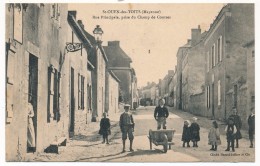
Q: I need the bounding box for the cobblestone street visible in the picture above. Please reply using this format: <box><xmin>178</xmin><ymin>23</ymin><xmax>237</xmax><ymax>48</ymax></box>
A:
<box><xmin>26</xmin><ymin>106</ymin><xmax>254</xmax><ymax>162</ymax></box>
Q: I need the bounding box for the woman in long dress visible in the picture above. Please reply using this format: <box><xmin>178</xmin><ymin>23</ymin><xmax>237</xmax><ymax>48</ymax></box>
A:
<box><xmin>27</xmin><ymin>102</ymin><xmax>36</xmax><ymax>152</ymax></box>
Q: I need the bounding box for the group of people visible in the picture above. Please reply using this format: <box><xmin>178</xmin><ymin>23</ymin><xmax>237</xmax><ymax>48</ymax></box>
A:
<box><xmin>98</xmin><ymin>99</ymin><xmax>255</xmax><ymax>153</ymax></box>
<box><xmin>181</xmin><ymin>107</ymin><xmax>255</xmax><ymax>152</ymax></box>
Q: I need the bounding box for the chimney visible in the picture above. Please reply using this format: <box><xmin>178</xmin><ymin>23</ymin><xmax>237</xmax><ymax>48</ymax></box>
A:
<box><xmin>187</xmin><ymin>39</ymin><xmax>192</xmax><ymax>45</ymax></box>
<box><xmin>108</xmin><ymin>41</ymin><xmax>120</xmax><ymax>47</ymax></box>
<box><xmin>68</xmin><ymin>11</ymin><xmax>77</xmax><ymax>19</ymax></box>
<box><xmin>191</xmin><ymin>25</ymin><xmax>201</xmax><ymax>46</ymax></box>
<box><xmin>77</xmin><ymin>20</ymin><xmax>84</xmax><ymax>29</ymax></box>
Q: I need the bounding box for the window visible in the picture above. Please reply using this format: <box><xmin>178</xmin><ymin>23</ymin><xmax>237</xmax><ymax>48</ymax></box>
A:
<box><xmin>47</xmin><ymin>65</ymin><xmax>60</xmax><ymax>122</ymax></box>
<box><xmin>218</xmin><ymin>80</ymin><xmax>221</xmax><ymax>106</ymax></box>
<box><xmin>87</xmin><ymin>85</ymin><xmax>92</xmax><ymax>112</ymax></box>
<box><xmin>251</xmin><ymin>96</ymin><xmax>255</xmax><ymax>104</ymax></box>
<box><xmin>207</xmin><ymin>51</ymin><xmax>210</xmax><ymax>72</ymax></box>
<box><xmin>252</xmin><ymin>50</ymin><xmax>255</xmax><ymax>58</ymax></box>
<box><xmin>218</xmin><ymin>36</ymin><xmax>223</xmax><ymax>62</ymax></box>
<box><xmin>81</xmin><ymin>75</ymin><xmax>85</xmax><ymax>109</ymax></box>
<box><xmin>51</xmin><ymin>4</ymin><xmax>61</xmax><ymax>25</ymax></box>
<box><xmin>78</xmin><ymin>74</ymin><xmax>81</xmax><ymax>109</ymax></box>
<box><xmin>78</xmin><ymin>74</ymin><xmax>85</xmax><ymax>110</ymax></box>
<box><xmin>207</xmin><ymin>86</ymin><xmax>210</xmax><ymax>108</ymax></box>
<box><xmin>53</xmin><ymin>70</ymin><xmax>61</xmax><ymax>121</ymax></box>
<box><xmin>14</xmin><ymin>4</ymin><xmax>23</xmax><ymax>43</ymax></box>
<box><xmin>212</xmin><ymin>44</ymin><xmax>216</xmax><ymax>68</ymax></box>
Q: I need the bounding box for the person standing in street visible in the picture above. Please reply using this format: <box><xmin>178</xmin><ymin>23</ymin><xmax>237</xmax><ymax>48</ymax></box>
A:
<box><xmin>154</xmin><ymin>99</ymin><xmax>169</xmax><ymax>130</ymax></box>
<box><xmin>225</xmin><ymin>117</ymin><xmax>237</xmax><ymax>152</ymax></box>
<box><xmin>248</xmin><ymin>107</ymin><xmax>255</xmax><ymax>148</ymax></box>
<box><xmin>27</xmin><ymin>101</ymin><xmax>36</xmax><ymax>153</ymax></box>
<box><xmin>208</xmin><ymin>120</ymin><xmax>221</xmax><ymax>151</ymax></box>
<box><xmin>99</xmin><ymin>112</ymin><xmax>111</xmax><ymax>144</ymax></box>
<box><xmin>190</xmin><ymin>117</ymin><xmax>200</xmax><ymax>147</ymax></box>
<box><xmin>182</xmin><ymin>120</ymin><xmax>191</xmax><ymax>147</ymax></box>
<box><xmin>119</xmin><ymin>104</ymin><xmax>135</xmax><ymax>152</ymax></box>
<box><xmin>228</xmin><ymin>108</ymin><xmax>242</xmax><ymax>148</ymax></box>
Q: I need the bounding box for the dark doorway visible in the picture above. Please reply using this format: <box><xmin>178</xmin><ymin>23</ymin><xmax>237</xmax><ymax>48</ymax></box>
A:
<box><xmin>27</xmin><ymin>54</ymin><xmax>38</xmax><ymax>152</ymax></box>
<box><xmin>212</xmin><ymin>83</ymin><xmax>215</xmax><ymax>119</ymax></box>
<box><xmin>69</xmin><ymin>67</ymin><xmax>75</xmax><ymax>138</ymax></box>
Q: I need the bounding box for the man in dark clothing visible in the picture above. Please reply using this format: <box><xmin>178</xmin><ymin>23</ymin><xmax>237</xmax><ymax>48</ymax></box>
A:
<box><xmin>154</xmin><ymin>99</ymin><xmax>169</xmax><ymax>130</ymax></box>
<box><xmin>119</xmin><ymin>104</ymin><xmax>135</xmax><ymax>152</ymax></box>
<box><xmin>228</xmin><ymin>108</ymin><xmax>242</xmax><ymax>148</ymax></box>
<box><xmin>248</xmin><ymin>108</ymin><xmax>255</xmax><ymax>148</ymax></box>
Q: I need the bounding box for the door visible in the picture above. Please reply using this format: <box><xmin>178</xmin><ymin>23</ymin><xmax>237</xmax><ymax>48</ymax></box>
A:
<box><xmin>212</xmin><ymin>83</ymin><xmax>215</xmax><ymax>119</ymax></box>
<box><xmin>69</xmin><ymin>67</ymin><xmax>75</xmax><ymax>137</ymax></box>
<box><xmin>27</xmin><ymin>54</ymin><xmax>38</xmax><ymax>152</ymax></box>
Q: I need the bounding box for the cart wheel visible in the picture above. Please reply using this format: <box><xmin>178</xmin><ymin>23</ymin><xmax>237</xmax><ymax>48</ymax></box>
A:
<box><xmin>163</xmin><ymin>144</ymin><xmax>168</xmax><ymax>153</ymax></box>
<box><xmin>149</xmin><ymin>136</ymin><xmax>152</xmax><ymax>150</ymax></box>
<box><xmin>162</xmin><ymin>134</ymin><xmax>168</xmax><ymax>153</ymax></box>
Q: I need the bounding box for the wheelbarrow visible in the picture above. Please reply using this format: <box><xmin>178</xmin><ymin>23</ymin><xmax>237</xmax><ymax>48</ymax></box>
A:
<box><xmin>148</xmin><ymin>129</ymin><xmax>176</xmax><ymax>153</ymax></box>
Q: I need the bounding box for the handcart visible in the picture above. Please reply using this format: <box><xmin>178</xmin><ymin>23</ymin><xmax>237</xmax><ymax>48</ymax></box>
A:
<box><xmin>148</xmin><ymin>129</ymin><xmax>176</xmax><ymax>153</ymax></box>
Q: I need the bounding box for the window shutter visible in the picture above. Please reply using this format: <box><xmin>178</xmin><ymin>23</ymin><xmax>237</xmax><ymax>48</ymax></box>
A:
<box><xmin>51</xmin><ymin>4</ymin><xmax>55</xmax><ymax>18</ymax></box>
<box><xmin>82</xmin><ymin>76</ymin><xmax>85</xmax><ymax>109</ymax></box>
<box><xmin>78</xmin><ymin>73</ymin><xmax>81</xmax><ymax>109</ymax></box>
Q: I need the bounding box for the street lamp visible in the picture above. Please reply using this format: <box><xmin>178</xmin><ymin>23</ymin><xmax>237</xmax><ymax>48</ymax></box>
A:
<box><xmin>93</xmin><ymin>25</ymin><xmax>103</xmax><ymax>42</ymax></box>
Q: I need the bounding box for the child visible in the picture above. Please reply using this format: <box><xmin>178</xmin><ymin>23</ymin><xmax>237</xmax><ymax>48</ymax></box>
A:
<box><xmin>99</xmin><ymin>112</ymin><xmax>111</xmax><ymax>144</ymax></box>
<box><xmin>248</xmin><ymin>108</ymin><xmax>255</xmax><ymax>148</ymax></box>
<box><xmin>182</xmin><ymin>120</ymin><xmax>191</xmax><ymax>147</ymax></box>
<box><xmin>190</xmin><ymin>117</ymin><xmax>200</xmax><ymax>147</ymax></box>
<box><xmin>225</xmin><ymin>117</ymin><xmax>237</xmax><ymax>152</ymax></box>
<box><xmin>208</xmin><ymin>120</ymin><xmax>221</xmax><ymax>151</ymax></box>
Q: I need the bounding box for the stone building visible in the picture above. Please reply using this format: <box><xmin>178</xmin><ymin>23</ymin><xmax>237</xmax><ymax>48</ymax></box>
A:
<box><xmin>104</xmin><ymin>41</ymin><xmax>138</xmax><ymax>109</ymax></box>
<box><xmin>81</xmin><ymin>25</ymin><xmax>108</xmax><ymax>122</ymax></box>
<box><xmin>176</xmin><ymin>43</ymin><xmax>190</xmax><ymax>110</ymax></box>
<box><xmin>5</xmin><ymin>4</ymin><xmax>75</xmax><ymax>160</ymax></box>
<box><xmin>244</xmin><ymin>40</ymin><xmax>254</xmax><ymax>123</ymax></box>
<box><xmin>175</xmin><ymin>25</ymin><xmax>206</xmax><ymax>113</ymax></box>
<box><xmin>204</xmin><ymin>4</ymin><xmax>254</xmax><ymax>122</ymax></box>
<box><xmin>67</xmin><ymin>11</ymin><xmax>92</xmax><ymax>135</ymax></box>
<box><xmin>105</xmin><ymin>70</ymin><xmax>120</xmax><ymax>115</ymax></box>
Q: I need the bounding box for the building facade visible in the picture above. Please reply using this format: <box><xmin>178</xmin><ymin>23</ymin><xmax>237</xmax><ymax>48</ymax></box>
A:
<box><xmin>204</xmin><ymin>4</ymin><xmax>254</xmax><ymax>122</ymax></box>
<box><xmin>6</xmin><ymin>3</ymin><xmax>72</xmax><ymax>160</ymax></box>
<box><xmin>105</xmin><ymin>70</ymin><xmax>120</xmax><ymax>115</ymax></box>
<box><xmin>82</xmin><ymin>26</ymin><xmax>108</xmax><ymax>122</ymax></box>
<box><xmin>104</xmin><ymin>41</ymin><xmax>138</xmax><ymax>109</ymax></box>
<box><xmin>67</xmin><ymin>11</ymin><xmax>92</xmax><ymax>136</ymax></box>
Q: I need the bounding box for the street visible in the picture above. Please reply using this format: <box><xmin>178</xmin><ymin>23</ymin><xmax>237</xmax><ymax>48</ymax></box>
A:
<box><xmin>28</xmin><ymin>106</ymin><xmax>254</xmax><ymax>162</ymax></box>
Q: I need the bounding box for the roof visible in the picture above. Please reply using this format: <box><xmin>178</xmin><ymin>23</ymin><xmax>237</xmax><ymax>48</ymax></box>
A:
<box><xmin>103</xmin><ymin>42</ymin><xmax>132</xmax><ymax>63</ymax></box>
<box><xmin>109</xmin><ymin>70</ymin><xmax>121</xmax><ymax>83</ymax></box>
<box><xmin>67</xmin><ymin>12</ymin><xmax>93</xmax><ymax>49</ymax></box>
<box><xmin>203</xmin><ymin>4</ymin><xmax>230</xmax><ymax>44</ymax></box>
<box><xmin>87</xmin><ymin>61</ymin><xmax>95</xmax><ymax>70</ymax></box>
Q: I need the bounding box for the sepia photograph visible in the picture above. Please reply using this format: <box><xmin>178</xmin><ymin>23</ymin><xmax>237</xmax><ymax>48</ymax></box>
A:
<box><xmin>2</xmin><ymin>0</ymin><xmax>257</xmax><ymax>164</ymax></box>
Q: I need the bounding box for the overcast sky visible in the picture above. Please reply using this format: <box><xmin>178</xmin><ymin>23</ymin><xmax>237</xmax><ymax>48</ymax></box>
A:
<box><xmin>68</xmin><ymin>3</ymin><xmax>224</xmax><ymax>87</ymax></box>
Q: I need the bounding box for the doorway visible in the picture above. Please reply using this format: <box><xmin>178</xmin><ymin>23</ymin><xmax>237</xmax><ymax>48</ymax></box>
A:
<box><xmin>212</xmin><ymin>83</ymin><xmax>215</xmax><ymax>119</ymax></box>
<box><xmin>27</xmin><ymin>54</ymin><xmax>38</xmax><ymax>152</ymax></box>
<box><xmin>69</xmin><ymin>67</ymin><xmax>75</xmax><ymax>138</ymax></box>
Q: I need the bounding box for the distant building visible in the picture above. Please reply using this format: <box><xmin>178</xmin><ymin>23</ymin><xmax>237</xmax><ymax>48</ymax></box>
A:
<box><xmin>104</xmin><ymin>41</ymin><xmax>138</xmax><ymax>109</ymax></box>
<box><xmin>244</xmin><ymin>40</ymin><xmax>254</xmax><ymax>127</ymax></box>
<box><xmin>176</xmin><ymin>43</ymin><xmax>190</xmax><ymax>110</ymax></box>
<box><xmin>105</xmin><ymin>70</ymin><xmax>120</xmax><ymax>115</ymax></box>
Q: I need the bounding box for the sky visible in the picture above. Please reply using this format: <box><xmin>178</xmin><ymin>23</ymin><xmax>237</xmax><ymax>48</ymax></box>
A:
<box><xmin>68</xmin><ymin>3</ymin><xmax>224</xmax><ymax>88</ymax></box>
